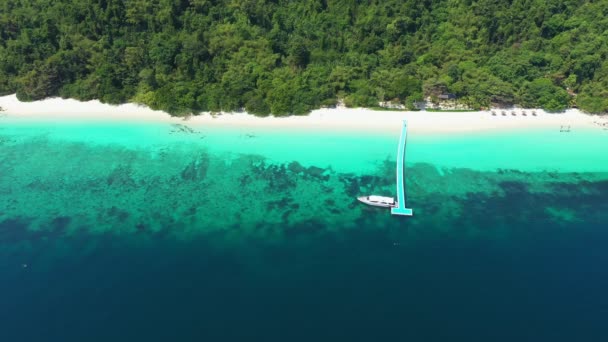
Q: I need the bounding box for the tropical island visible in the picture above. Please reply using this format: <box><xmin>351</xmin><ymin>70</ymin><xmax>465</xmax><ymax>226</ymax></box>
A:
<box><xmin>1</xmin><ymin>0</ymin><xmax>607</xmax><ymax>116</ymax></box>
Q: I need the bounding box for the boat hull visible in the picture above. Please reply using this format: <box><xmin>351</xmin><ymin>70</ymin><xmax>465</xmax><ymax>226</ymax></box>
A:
<box><xmin>357</xmin><ymin>196</ymin><xmax>397</xmax><ymax>208</ymax></box>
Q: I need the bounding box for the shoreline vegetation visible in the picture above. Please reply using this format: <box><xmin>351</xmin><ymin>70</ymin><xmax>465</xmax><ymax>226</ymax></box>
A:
<box><xmin>2</xmin><ymin>94</ymin><xmax>605</xmax><ymax>136</ymax></box>
<box><xmin>1</xmin><ymin>1</ymin><xmax>608</xmax><ymax>116</ymax></box>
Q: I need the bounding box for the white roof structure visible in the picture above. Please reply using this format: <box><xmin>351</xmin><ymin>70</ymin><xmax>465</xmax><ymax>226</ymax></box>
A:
<box><xmin>368</xmin><ymin>196</ymin><xmax>395</xmax><ymax>204</ymax></box>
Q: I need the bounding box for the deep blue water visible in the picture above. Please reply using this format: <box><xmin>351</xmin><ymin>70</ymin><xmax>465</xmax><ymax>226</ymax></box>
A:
<box><xmin>1</xmin><ymin>209</ymin><xmax>608</xmax><ymax>341</ymax></box>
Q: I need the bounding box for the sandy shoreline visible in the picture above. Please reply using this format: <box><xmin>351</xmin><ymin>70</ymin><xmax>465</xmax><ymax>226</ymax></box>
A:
<box><xmin>1</xmin><ymin>94</ymin><xmax>604</xmax><ymax>135</ymax></box>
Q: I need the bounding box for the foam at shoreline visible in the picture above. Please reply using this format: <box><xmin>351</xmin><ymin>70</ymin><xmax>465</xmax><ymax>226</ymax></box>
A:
<box><xmin>0</xmin><ymin>94</ymin><xmax>603</xmax><ymax>136</ymax></box>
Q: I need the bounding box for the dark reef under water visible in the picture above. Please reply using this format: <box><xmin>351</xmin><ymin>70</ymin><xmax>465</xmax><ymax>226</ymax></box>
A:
<box><xmin>1</xmin><ymin>137</ymin><xmax>608</xmax><ymax>341</ymax></box>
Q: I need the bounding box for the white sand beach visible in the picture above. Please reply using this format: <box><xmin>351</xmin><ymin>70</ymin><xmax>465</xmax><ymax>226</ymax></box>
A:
<box><xmin>0</xmin><ymin>94</ymin><xmax>603</xmax><ymax>135</ymax></box>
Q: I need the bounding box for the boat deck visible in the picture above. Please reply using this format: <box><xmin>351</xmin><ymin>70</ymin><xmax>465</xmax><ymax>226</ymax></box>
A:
<box><xmin>391</xmin><ymin>120</ymin><xmax>414</xmax><ymax>216</ymax></box>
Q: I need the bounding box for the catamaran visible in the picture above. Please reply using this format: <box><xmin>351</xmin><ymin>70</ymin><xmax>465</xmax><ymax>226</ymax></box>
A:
<box><xmin>358</xmin><ymin>120</ymin><xmax>413</xmax><ymax>216</ymax></box>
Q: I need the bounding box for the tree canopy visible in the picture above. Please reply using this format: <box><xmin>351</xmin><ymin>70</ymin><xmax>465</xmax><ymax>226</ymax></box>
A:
<box><xmin>1</xmin><ymin>0</ymin><xmax>607</xmax><ymax>115</ymax></box>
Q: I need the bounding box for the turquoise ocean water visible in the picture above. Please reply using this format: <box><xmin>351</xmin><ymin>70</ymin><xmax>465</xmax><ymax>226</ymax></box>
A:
<box><xmin>1</xmin><ymin>115</ymin><xmax>608</xmax><ymax>341</ymax></box>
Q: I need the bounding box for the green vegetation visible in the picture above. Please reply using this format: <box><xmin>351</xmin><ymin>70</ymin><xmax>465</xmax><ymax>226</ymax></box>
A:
<box><xmin>1</xmin><ymin>0</ymin><xmax>607</xmax><ymax>115</ymax></box>
<box><xmin>368</xmin><ymin>107</ymin><xmax>408</xmax><ymax>112</ymax></box>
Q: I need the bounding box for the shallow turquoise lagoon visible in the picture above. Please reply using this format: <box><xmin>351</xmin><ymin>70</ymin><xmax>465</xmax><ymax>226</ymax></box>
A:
<box><xmin>3</xmin><ymin>119</ymin><xmax>607</xmax><ymax>173</ymax></box>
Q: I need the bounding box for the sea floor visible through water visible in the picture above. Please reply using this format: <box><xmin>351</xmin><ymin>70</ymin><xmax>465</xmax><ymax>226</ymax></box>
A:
<box><xmin>1</xmin><ymin>119</ymin><xmax>607</xmax><ymax>341</ymax></box>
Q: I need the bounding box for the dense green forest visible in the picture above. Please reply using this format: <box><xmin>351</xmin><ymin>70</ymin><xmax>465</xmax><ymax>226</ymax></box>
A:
<box><xmin>1</xmin><ymin>0</ymin><xmax>607</xmax><ymax>115</ymax></box>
